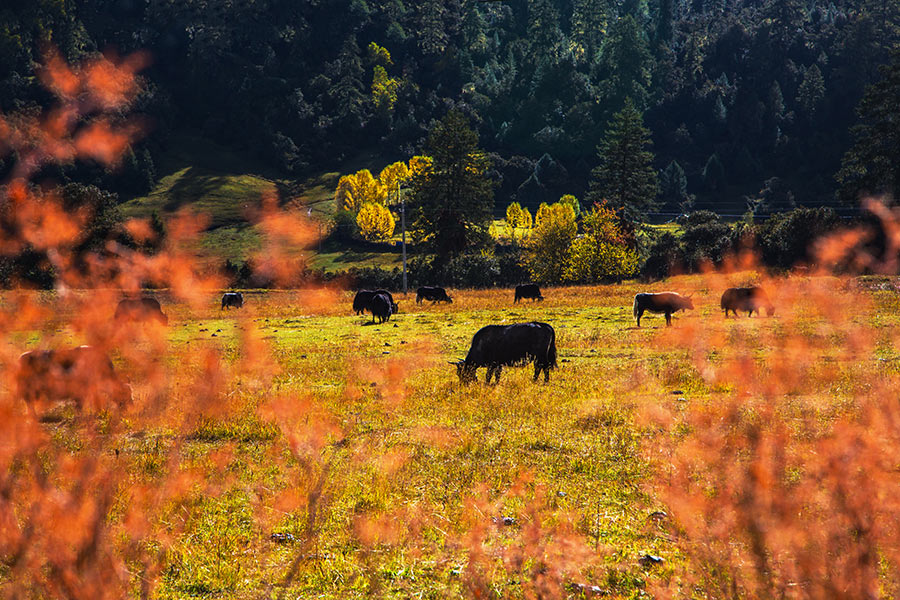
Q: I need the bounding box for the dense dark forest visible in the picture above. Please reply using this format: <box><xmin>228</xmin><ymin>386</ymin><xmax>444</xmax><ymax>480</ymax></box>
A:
<box><xmin>1</xmin><ymin>0</ymin><xmax>898</xmax><ymax>218</ymax></box>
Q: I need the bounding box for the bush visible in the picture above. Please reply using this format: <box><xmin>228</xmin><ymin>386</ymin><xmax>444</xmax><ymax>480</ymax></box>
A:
<box><xmin>409</xmin><ymin>248</ymin><xmax>527</xmax><ymax>288</ymax></box>
<box><xmin>641</xmin><ymin>231</ymin><xmax>683</xmax><ymax>280</ymax></box>
<box><xmin>757</xmin><ymin>207</ymin><xmax>840</xmax><ymax>269</ymax></box>
<box><xmin>331</xmin><ymin>209</ymin><xmax>359</xmax><ymax>242</ymax></box>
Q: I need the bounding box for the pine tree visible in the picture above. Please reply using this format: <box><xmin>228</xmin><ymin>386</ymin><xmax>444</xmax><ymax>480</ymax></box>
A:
<box><xmin>410</xmin><ymin>109</ymin><xmax>495</xmax><ymax>257</ymax></box>
<box><xmin>654</xmin><ymin>0</ymin><xmax>674</xmax><ymax>49</ymax></box>
<box><xmin>596</xmin><ymin>15</ymin><xmax>653</xmax><ymax>113</ymax></box>
<box><xmin>528</xmin><ymin>0</ymin><xmax>563</xmax><ymax>63</ymax></box>
<box><xmin>837</xmin><ymin>50</ymin><xmax>900</xmax><ymax>203</ymax></box>
<box><xmin>571</xmin><ymin>0</ymin><xmax>608</xmax><ymax>64</ymax></box>
<box><xmin>660</xmin><ymin>160</ymin><xmax>690</xmax><ymax>210</ymax></box>
<box><xmin>797</xmin><ymin>64</ymin><xmax>825</xmax><ymax>115</ymax></box>
<box><xmin>586</xmin><ymin>99</ymin><xmax>659</xmax><ymax>223</ymax></box>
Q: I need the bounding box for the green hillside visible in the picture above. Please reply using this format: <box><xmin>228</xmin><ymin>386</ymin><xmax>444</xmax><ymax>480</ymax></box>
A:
<box><xmin>120</xmin><ymin>135</ymin><xmax>400</xmax><ymax>268</ymax></box>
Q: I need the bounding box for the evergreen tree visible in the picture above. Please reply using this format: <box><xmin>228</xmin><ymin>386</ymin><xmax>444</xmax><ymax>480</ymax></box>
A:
<box><xmin>528</xmin><ymin>0</ymin><xmax>564</xmax><ymax>63</ymax></box>
<box><xmin>837</xmin><ymin>50</ymin><xmax>900</xmax><ymax>203</ymax></box>
<box><xmin>571</xmin><ymin>0</ymin><xmax>608</xmax><ymax>64</ymax></box>
<box><xmin>797</xmin><ymin>64</ymin><xmax>825</xmax><ymax>115</ymax></box>
<box><xmin>654</xmin><ymin>0</ymin><xmax>674</xmax><ymax>49</ymax></box>
<box><xmin>660</xmin><ymin>160</ymin><xmax>691</xmax><ymax>210</ymax></box>
<box><xmin>596</xmin><ymin>15</ymin><xmax>653</xmax><ymax>113</ymax></box>
<box><xmin>702</xmin><ymin>153</ymin><xmax>727</xmax><ymax>192</ymax></box>
<box><xmin>586</xmin><ymin>99</ymin><xmax>659</xmax><ymax>222</ymax></box>
<box><xmin>410</xmin><ymin>110</ymin><xmax>495</xmax><ymax>257</ymax></box>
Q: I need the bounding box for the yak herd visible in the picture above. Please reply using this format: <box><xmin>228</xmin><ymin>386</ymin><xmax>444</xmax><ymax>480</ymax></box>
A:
<box><xmin>14</xmin><ymin>283</ymin><xmax>775</xmax><ymax>412</ymax></box>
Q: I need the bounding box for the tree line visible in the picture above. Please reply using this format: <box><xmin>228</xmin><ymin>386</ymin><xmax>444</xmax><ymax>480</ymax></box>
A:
<box><xmin>1</xmin><ymin>0</ymin><xmax>898</xmax><ymax>213</ymax></box>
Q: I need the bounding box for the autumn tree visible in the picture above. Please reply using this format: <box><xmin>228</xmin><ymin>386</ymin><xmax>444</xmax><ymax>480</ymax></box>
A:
<box><xmin>409</xmin><ymin>109</ymin><xmax>494</xmax><ymax>258</ymax></box>
<box><xmin>335</xmin><ymin>169</ymin><xmax>387</xmax><ymax>212</ymax></box>
<box><xmin>564</xmin><ymin>203</ymin><xmax>639</xmax><ymax>282</ymax></box>
<box><xmin>505</xmin><ymin>201</ymin><xmax>533</xmax><ymax>243</ymax></box>
<box><xmin>379</xmin><ymin>161</ymin><xmax>411</xmax><ymax>202</ymax></box>
<box><xmin>558</xmin><ymin>194</ymin><xmax>581</xmax><ymax>218</ymax></box>
<box><xmin>356</xmin><ymin>202</ymin><xmax>395</xmax><ymax>241</ymax></box>
<box><xmin>525</xmin><ymin>202</ymin><xmax>577</xmax><ymax>283</ymax></box>
<box><xmin>586</xmin><ymin>99</ymin><xmax>659</xmax><ymax>223</ymax></box>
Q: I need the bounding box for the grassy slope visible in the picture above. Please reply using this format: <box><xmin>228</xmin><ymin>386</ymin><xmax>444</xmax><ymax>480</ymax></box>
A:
<box><xmin>121</xmin><ymin>135</ymin><xmax>401</xmax><ymax>267</ymax></box>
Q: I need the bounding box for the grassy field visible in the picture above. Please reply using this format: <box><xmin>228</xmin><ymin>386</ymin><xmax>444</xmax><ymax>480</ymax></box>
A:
<box><xmin>5</xmin><ymin>273</ymin><xmax>900</xmax><ymax>598</ymax></box>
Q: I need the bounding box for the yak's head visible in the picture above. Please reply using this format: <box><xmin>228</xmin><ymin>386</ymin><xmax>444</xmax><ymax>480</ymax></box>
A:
<box><xmin>680</xmin><ymin>294</ymin><xmax>695</xmax><ymax>310</ymax></box>
<box><xmin>452</xmin><ymin>360</ymin><xmax>476</xmax><ymax>384</ymax></box>
<box><xmin>765</xmin><ymin>304</ymin><xmax>775</xmax><ymax>317</ymax></box>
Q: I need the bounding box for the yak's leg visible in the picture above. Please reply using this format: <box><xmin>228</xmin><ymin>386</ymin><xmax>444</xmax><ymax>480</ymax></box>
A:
<box><xmin>533</xmin><ymin>363</ymin><xmax>540</xmax><ymax>381</ymax></box>
<box><xmin>636</xmin><ymin>309</ymin><xmax>642</xmax><ymax>327</ymax></box>
<box><xmin>485</xmin><ymin>367</ymin><xmax>494</xmax><ymax>384</ymax></box>
<box><xmin>493</xmin><ymin>366</ymin><xmax>502</xmax><ymax>383</ymax></box>
<box><xmin>665</xmin><ymin>311</ymin><xmax>672</xmax><ymax>326</ymax></box>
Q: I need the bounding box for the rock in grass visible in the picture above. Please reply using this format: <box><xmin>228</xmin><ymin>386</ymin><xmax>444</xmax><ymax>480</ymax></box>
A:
<box><xmin>638</xmin><ymin>553</ymin><xmax>664</xmax><ymax>567</ymax></box>
<box><xmin>270</xmin><ymin>532</ymin><xmax>295</xmax><ymax>544</ymax></box>
<box><xmin>648</xmin><ymin>510</ymin><xmax>668</xmax><ymax>522</ymax></box>
<box><xmin>670</xmin><ymin>390</ymin><xmax>684</xmax><ymax>395</ymax></box>
<box><xmin>493</xmin><ymin>516</ymin><xmax>516</xmax><ymax>526</ymax></box>
<box><xmin>567</xmin><ymin>583</ymin><xmax>604</xmax><ymax>595</ymax></box>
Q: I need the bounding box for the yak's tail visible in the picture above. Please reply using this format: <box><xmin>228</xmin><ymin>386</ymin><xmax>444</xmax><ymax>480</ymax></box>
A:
<box><xmin>548</xmin><ymin>328</ymin><xmax>558</xmax><ymax>369</ymax></box>
<box><xmin>632</xmin><ymin>295</ymin><xmax>640</xmax><ymax>322</ymax></box>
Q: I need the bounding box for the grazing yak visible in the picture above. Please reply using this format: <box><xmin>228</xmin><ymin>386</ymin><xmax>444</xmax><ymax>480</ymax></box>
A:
<box><xmin>633</xmin><ymin>292</ymin><xmax>694</xmax><ymax>327</ymax></box>
<box><xmin>353</xmin><ymin>289</ymin><xmax>399</xmax><ymax>316</ymax></box>
<box><xmin>416</xmin><ymin>286</ymin><xmax>452</xmax><ymax>303</ymax></box>
<box><xmin>368</xmin><ymin>292</ymin><xmax>394</xmax><ymax>324</ymax></box>
<box><xmin>514</xmin><ymin>283</ymin><xmax>544</xmax><ymax>303</ymax></box>
<box><xmin>453</xmin><ymin>322</ymin><xmax>557</xmax><ymax>384</ymax></box>
<box><xmin>17</xmin><ymin>346</ymin><xmax>132</xmax><ymax>411</ymax></box>
<box><xmin>115</xmin><ymin>297</ymin><xmax>168</xmax><ymax>325</ymax></box>
<box><xmin>721</xmin><ymin>286</ymin><xmax>774</xmax><ymax>317</ymax></box>
<box><xmin>221</xmin><ymin>292</ymin><xmax>244</xmax><ymax>309</ymax></box>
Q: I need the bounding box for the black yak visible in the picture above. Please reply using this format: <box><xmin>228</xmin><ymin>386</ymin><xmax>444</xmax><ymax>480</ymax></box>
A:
<box><xmin>221</xmin><ymin>292</ymin><xmax>244</xmax><ymax>309</ymax></box>
<box><xmin>368</xmin><ymin>292</ymin><xmax>393</xmax><ymax>324</ymax></box>
<box><xmin>353</xmin><ymin>289</ymin><xmax>398</xmax><ymax>315</ymax></box>
<box><xmin>720</xmin><ymin>286</ymin><xmax>774</xmax><ymax>317</ymax></box>
<box><xmin>115</xmin><ymin>297</ymin><xmax>168</xmax><ymax>325</ymax></box>
<box><xmin>633</xmin><ymin>292</ymin><xmax>694</xmax><ymax>327</ymax></box>
<box><xmin>17</xmin><ymin>346</ymin><xmax>132</xmax><ymax>411</ymax></box>
<box><xmin>416</xmin><ymin>286</ymin><xmax>452</xmax><ymax>303</ymax></box>
<box><xmin>453</xmin><ymin>322</ymin><xmax>557</xmax><ymax>384</ymax></box>
<box><xmin>514</xmin><ymin>284</ymin><xmax>544</xmax><ymax>303</ymax></box>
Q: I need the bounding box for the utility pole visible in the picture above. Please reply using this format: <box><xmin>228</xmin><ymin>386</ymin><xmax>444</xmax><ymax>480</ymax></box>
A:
<box><xmin>399</xmin><ymin>179</ymin><xmax>408</xmax><ymax>294</ymax></box>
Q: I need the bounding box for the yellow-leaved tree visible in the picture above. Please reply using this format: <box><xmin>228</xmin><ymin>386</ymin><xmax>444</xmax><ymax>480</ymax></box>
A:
<box><xmin>379</xmin><ymin>161</ymin><xmax>411</xmax><ymax>201</ymax></box>
<box><xmin>372</xmin><ymin>65</ymin><xmax>400</xmax><ymax>114</ymax></box>
<box><xmin>356</xmin><ymin>202</ymin><xmax>395</xmax><ymax>241</ymax></box>
<box><xmin>534</xmin><ymin>202</ymin><xmax>552</xmax><ymax>228</ymax></box>
<box><xmin>335</xmin><ymin>169</ymin><xmax>387</xmax><ymax>212</ymax></box>
<box><xmin>559</xmin><ymin>194</ymin><xmax>582</xmax><ymax>218</ymax></box>
<box><xmin>505</xmin><ymin>202</ymin><xmax>533</xmax><ymax>243</ymax></box>
<box><xmin>564</xmin><ymin>203</ymin><xmax>639</xmax><ymax>282</ymax></box>
<box><xmin>525</xmin><ymin>202</ymin><xmax>577</xmax><ymax>283</ymax></box>
<box><xmin>408</xmin><ymin>155</ymin><xmax>433</xmax><ymax>180</ymax></box>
